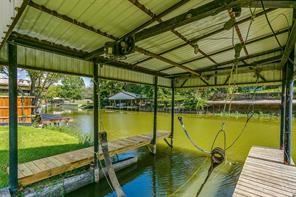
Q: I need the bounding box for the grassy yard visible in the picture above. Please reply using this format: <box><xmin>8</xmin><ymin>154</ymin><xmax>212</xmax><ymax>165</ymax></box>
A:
<box><xmin>0</xmin><ymin>126</ymin><xmax>88</xmax><ymax>188</ymax></box>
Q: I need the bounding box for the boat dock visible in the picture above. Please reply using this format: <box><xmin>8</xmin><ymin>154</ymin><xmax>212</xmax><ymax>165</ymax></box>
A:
<box><xmin>14</xmin><ymin>131</ymin><xmax>169</xmax><ymax>187</ymax></box>
<box><xmin>233</xmin><ymin>146</ymin><xmax>296</xmax><ymax>196</ymax></box>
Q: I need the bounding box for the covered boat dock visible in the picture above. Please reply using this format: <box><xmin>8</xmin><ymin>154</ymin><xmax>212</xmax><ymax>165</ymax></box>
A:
<box><xmin>1</xmin><ymin>0</ymin><xmax>296</xmax><ymax>196</ymax></box>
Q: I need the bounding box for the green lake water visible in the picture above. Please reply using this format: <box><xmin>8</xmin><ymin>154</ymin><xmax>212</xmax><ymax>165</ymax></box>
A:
<box><xmin>64</xmin><ymin>110</ymin><xmax>295</xmax><ymax>197</ymax></box>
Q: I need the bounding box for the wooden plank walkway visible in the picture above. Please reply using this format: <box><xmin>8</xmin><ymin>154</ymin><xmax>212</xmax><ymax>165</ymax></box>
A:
<box><xmin>233</xmin><ymin>146</ymin><xmax>296</xmax><ymax>197</ymax></box>
<box><xmin>14</xmin><ymin>131</ymin><xmax>169</xmax><ymax>186</ymax></box>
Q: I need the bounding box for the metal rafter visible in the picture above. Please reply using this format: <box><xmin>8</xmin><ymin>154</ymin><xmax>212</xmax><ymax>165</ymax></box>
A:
<box><xmin>135</xmin><ymin>9</ymin><xmax>274</xmax><ymax>66</ymax></box>
<box><xmin>95</xmin><ymin>56</ymin><xmax>168</xmax><ymax>77</ymax></box>
<box><xmin>28</xmin><ymin>1</ymin><xmax>118</xmax><ymax>40</ymax></box>
<box><xmin>128</xmin><ymin>0</ymin><xmax>220</xmax><ymax>67</ymax></box>
<box><xmin>135</xmin><ymin>46</ymin><xmax>209</xmax><ymax>85</ymax></box>
<box><xmin>9</xmin><ymin>32</ymin><xmax>168</xmax><ymax>77</ymax></box>
<box><xmin>200</xmin><ymin>47</ymin><xmax>283</xmax><ymax>72</ymax></box>
<box><xmin>174</xmin><ymin>49</ymin><xmax>283</xmax><ymax>79</ymax></box>
<box><xmin>9</xmin><ymin>32</ymin><xmax>88</xmax><ymax>58</ymax></box>
<box><xmin>228</xmin><ymin>9</ymin><xmax>249</xmax><ymax>55</ymax></box>
<box><xmin>28</xmin><ymin>0</ymin><xmax>197</xmax><ymax>78</ymax></box>
<box><xmin>249</xmin><ymin>1</ymin><xmax>296</xmax><ymax>8</ymax></box>
<box><xmin>166</xmin><ymin>27</ymin><xmax>289</xmax><ymax>74</ymax></box>
<box><xmin>160</xmin><ymin>28</ymin><xmax>287</xmax><ymax>74</ymax></box>
<box><xmin>279</xmin><ymin>17</ymin><xmax>296</xmax><ymax>68</ymax></box>
<box><xmin>133</xmin><ymin>0</ymin><xmax>294</xmax><ymax>43</ymax></box>
<box><xmin>178</xmin><ymin>80</ymin><xmax>281</xmax><ymax>88</ymax></box>
<box><xmin>0</xmin><ymin>0</ymin><xmax>30</xmax><ymax>49</ymax></box>
<box><xmin>85</xmin><ymin>0</ymin><xmax>190</xmax><ymax>60</ymax></box>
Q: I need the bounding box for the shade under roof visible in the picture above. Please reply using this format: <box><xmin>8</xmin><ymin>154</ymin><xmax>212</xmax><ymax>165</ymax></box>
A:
<box><xmin>0</xmin><ymin>0</ymin><xmax>295</xmax><ymax>88</ymax></box>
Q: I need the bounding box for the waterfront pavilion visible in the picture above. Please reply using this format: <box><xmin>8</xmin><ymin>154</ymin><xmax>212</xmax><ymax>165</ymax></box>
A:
<box><xmin>0</xmin><ymin>0</ymin><xmax>296</xmax><ymax>195</ymax></box>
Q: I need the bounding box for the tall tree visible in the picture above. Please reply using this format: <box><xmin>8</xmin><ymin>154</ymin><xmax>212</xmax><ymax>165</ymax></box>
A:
<box><xmin>59</xmin><ymin>76</ymin><xmax>85</xmax><ymax>101</ymax></box>
<box><xmin>27</xmin><ymin>70</ymin><xmax>62</xmax><ymax>113</ymax></box>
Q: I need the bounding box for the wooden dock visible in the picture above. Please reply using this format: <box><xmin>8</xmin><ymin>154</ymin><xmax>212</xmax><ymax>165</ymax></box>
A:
<box><xmin>233</xmin><ymin>146</ymin><xmax>296</xmax><ymax>196</ymax></box>
<box><xmin>14</xmin><ymin>131</ymin><xmax>169</xmax><ymax>186</ymax></box>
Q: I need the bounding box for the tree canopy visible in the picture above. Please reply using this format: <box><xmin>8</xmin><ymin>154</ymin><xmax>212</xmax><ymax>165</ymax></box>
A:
<box><xmin>59</xmin><ymin>76</ymin><xmax>85</xmax><ymax>101</ymax></box>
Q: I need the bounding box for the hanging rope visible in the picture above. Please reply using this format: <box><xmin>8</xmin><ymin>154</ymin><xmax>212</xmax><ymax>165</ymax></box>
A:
<box><xmin>174</xmin><ymin>8</ymin><xmax>261</xmax><ymax>196</ymax></box>
<box><xmin>100</xmin><ymin>131</ymin><xmax>126</xmax><ymax>197</ymax></box>
<box><xmin>178</xmin><ymin>117</ymin><xmax>211</xmax><ymax>154</ymax></box>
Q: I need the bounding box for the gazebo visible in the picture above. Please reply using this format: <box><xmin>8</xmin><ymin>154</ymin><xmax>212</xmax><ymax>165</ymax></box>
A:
<box><xmin>0</xmin><ymin>0</ymin><xmax>296</xmax><ymax>195</ymax></box>
<box><xmin>108</xmin><ymin>91</ymin><xmax>143</xmax><ymax>110</ymax></box>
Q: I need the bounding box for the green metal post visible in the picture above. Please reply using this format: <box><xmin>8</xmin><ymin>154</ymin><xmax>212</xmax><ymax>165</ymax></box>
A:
<box><xmin>170</xmin><ymin>79</ymin><xmax>175</xmax><ymax>148</ymax></box>
<box><xmin>280</xmin><ymin>64</ymin><xmax>286</xmax><ymax>149</ymax></box>
<box><xmin>8</xmin><ymin>43</ymin><xmax>18</xmax><ymax>195</ymax></box>
<box><xmin>93</xmin><ymin>62</ymin><xmax>99</xmax><ymax>167</ymax></box>
<box><xmin>284</xmin><ymin>54</ymin><xmax>294</xmax><ymax>165</ymax></box>
<box><xmin>152</xmin><ymin>76</ymin><xmax>158</xmax><ymax>154</ymax></box>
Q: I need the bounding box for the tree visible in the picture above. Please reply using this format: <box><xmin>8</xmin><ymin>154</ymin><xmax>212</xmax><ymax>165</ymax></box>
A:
<box><xmin>99</xmin><ymin>80</ymin><xmax>124</xmax><ymax>106</ymax></box>
<box><xmin>59</xmin><ymin>76</ymin><xmax>85</xmax><ymax>101</ymax></box>
<box><xmin>45</xmin><ymin>85</ymin><xmax>61</xmax><ymax>101</ymax></box>
<box><xmin>27</xmin><ymin>70</ymin><xmax>62</xmax><ymax>113</ymax></box>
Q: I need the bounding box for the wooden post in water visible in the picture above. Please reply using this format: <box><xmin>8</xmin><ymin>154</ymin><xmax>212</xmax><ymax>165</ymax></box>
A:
<box><xmin>93</xmin><ymin>62</ymin><xmax>99</xmax><ymax>167</ymax></box>
<box><xmin>170</xmin><ymin>79</ymin><xmax>175</xmax><ymax>148</ymax></box>
<box><xmin>152</xmin><ymin>76</ymin><xmax>158</xmax><ymax>154</ymax></box>
<box><xmin>284</xmin><ymin>53</ymin><xmax>294</xmax><ymax>165</ymax></box>
<box><xmin>280</xmin><ymin>64</ymin><xmax>286</xmax><ymax>150</ymax></box>
<box><xmin>8</xmin><ymin>42</ymin><xmax>18</xmax><ymax>195</ymax></box>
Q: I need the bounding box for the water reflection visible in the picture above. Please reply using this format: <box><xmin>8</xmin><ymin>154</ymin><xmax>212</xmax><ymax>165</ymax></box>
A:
<box><xmin>52</xmin><ymin>110</ymin><xmax>293</xmax><ymax>196</ymax></box>
<box><xmin>68</xmin><ymin>146</ymin><xmax>241</xmax><ymax>197</ymax></box>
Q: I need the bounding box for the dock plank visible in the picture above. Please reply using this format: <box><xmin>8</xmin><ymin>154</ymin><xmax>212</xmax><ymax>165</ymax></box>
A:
<box><xmin>233</xmin><ymin>146</ymin><xmax>296</xmax><ymax>196</ymax></box>
<box><xmin>15</xmin><ymin>131</ymin><xmax>169</xmax><ymax>186</ymax></box>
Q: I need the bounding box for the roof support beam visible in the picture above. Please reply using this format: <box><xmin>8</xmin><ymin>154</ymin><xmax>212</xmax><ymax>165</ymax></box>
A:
<box><xmin>128</xmin><ymin>0</ymin><xmax>220</xmax><ymax>74</ymax></box>
<box><xmin>28</xmin><ymin>1</ymin><xmax>117</xmax><ymax>40</ymax></box>
<box><xmin>160</xmin><ymin>27</ymin><xmax>287</xmax><ymax>73</ymax></box>
<box><xmin>249</xmin><ymin>1</ymin><xmax>296</xmax><ymax>8</ymax></box>
<box><xmin>8</xmin><ymin>32</ymin><xmax>168</xmax><ymax>77</ymax></box>
<box><xmin>0</xmin><ymin>0</ymin><xmax>29</xmax><ymax>49</ymax></box>
<box><xmin>198</xmin><ymin>47</ymin><xmax>283</xmax><ymax>72</ymax></box>
<box><xmin>180</xmin><ymin>55</ymin><xmax>282</xmax><ymax>79</ymax></box>
<box><xmin>134</xmin><ymin>0</ymin><xmax>236</xmax><ymax>42</ymax></box>
<box><xmin>26</xmin><ymin>0</ymin><xmax>188</xmax><ymax>77</ymax></box>
<box><xmin>228</xmin><ymin>9</ymin><xmax>249</xmax><ymax>55</ymax></box>
<box><xmin>85</xmin><ymin>0</ymin><xmax>190</xmax><ymax>59</ymax></box>
<box><xmin>135</xmin><ymin>9</ymin><xmax>274</xmax><ymax>65</ymax></box>
<box><xmin>279</xmin><ymin>16</ymin><xmax>296</xmax><ymax>68</ymax></box>
<box><xmin>135</xmin><ymin>46</ymin><xmax>209</xmax><ymax>85</ymax></box>
<box><xmin>176</xmin><ymin>27</ymin><xmax>289</xmax><ymax>71</ymax></box>
<box><xmin>133</xmin><ymin>0</ymin><xmax>288</xmax><ymax>43</ymax></box>
<box><xmin>9</xmin><ymin>32</ymin><xmax>88</xmax><ymax>58</ymax></box>
<box><xmin>95</xmin><ymin>55</ymin><xmax>168</xmax><ymax>77</ymax></box>
<box><xmin>171</xmin><ymin>47</ymin><xmax>283</xmax><ymax>78</ymax></box>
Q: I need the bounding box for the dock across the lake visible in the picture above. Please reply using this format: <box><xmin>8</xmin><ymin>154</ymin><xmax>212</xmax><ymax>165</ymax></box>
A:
<box><xmin>233</xmin><ymin>146</ymin><xmax>296</xmax><ymax>196</ymax></box>
<box><xmin>15</xmin><ymin>131</ymin><xmax>169</xmax><ymax>186</ymax></box>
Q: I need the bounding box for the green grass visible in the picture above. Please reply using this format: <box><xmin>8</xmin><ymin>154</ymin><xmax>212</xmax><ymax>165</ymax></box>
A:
<box><xmin>0</xmin><ymin>126</ymin><xmax>89</xmax><ymax>188</ymax></box>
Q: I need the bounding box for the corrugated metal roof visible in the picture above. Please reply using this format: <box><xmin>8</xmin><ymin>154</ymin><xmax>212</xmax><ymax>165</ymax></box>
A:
<box><xmin>109</xmin><ymin>91</ymin><xmax>142</xmax><ymax>100</ymax></box>
<box><xmin>0</xmin><ymin>1</ymin><xmax>294</xmax><ymax>88</ymax></box>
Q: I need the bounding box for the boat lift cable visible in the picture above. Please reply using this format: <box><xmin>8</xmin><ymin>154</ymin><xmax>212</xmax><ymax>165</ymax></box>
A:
<box><xmin>175</xmin><ymin>8</ymin><xmax>262</xmax><ymax>196</ymax></box>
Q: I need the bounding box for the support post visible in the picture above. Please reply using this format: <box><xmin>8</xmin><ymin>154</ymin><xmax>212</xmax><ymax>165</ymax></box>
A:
<box><xmin>170</xmin><ymin>79</ymin><xmax>175</xmax><ymax>148</ymax></box>
<box><xmin>152</xmin><ymin>76</ymin><xmax>158</xmax><ymax>154</ymax></box>
<box><xmin>8</xmin><ymin>43</ymin><xmax>18</xmax><ymax>195</ymax></box>
<box><xmin>93</xmin><ymin>62</ymin><xmax>99</xmax><ymax>169</ymax></box>
<box><xmin>284</xmin><ymin>52</ymin><xmax>294</xmax><ymax>165</ymax></box>
<box><xmin>280</xmin><ymin>64</ymin><xmax>286</xmax><ymax>149</ymax></box>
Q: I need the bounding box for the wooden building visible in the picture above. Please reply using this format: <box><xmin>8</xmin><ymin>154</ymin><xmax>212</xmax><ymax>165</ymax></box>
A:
<box><xmin>0</xmin><ymin>96</ymin><xmax>34</xmax><ymax>125</ymax></box>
